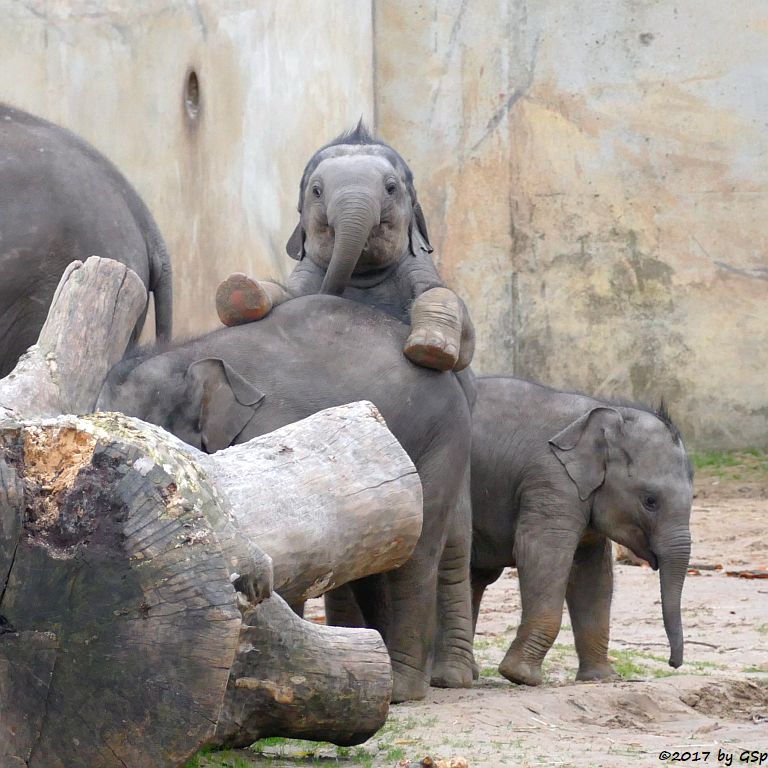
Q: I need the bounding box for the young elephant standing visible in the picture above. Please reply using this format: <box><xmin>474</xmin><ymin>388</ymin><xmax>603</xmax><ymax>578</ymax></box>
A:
<box><xmin>215</xmin><ymin>122</ymin><xmax>474</xmax><ymax>372</ymax></box>
<box><xmin>470</xmin><ymin>376</ymin><xmax>693</xmax><ymax>686</ymax></box>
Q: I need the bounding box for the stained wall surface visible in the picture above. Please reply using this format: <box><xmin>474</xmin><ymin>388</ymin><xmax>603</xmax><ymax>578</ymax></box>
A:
<box><xmin>375</xmin><ymin>0</ymin><xmax>768</xmax><ymax>449</ymax></box>
<box><xmin>1</xmin><ymin>0</ymin><xmax>373</xmax><ymax>337</ymax></box>
<box><xmin>2</xmin><ymin>1</ymin><xmax>766</xmax><ymax>448</ymax></box>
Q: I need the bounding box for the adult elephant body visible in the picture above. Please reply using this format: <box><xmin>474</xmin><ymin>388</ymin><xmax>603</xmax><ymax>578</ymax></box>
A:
<box><xmin>471</xmin><ymin>376</ymin><xmax>693</xmax><ymax>686</ymax></box>
<box><xmin>97</xmin><ymin>295</ymin><xmax>474</xmax><ymax>702</ymax></box>
<box><xmin>0</xmin><ymin>103</ymin><xmax>172</xmax><ymax>377</ymax></box>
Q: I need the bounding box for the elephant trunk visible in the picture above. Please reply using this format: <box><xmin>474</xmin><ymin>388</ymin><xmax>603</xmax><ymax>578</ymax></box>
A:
<box><xmin>654</xmin><ymin>529</ymin><xmax>691</xmax><ymax>668</ymax></box>
<box><xmin>321</xmin><ymin>189</ymin><xmax>381</xmax><ymax>296</ymax></box>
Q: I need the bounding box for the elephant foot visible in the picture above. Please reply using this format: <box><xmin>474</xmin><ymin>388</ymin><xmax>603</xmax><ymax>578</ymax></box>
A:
<box><xmin>216</xmin><ymin>273</ymin><xmax>272</xmax><ymax>326</ymax></box>
<box><xmin>390</xmin><ymin>662</ymin><xmax>430</xmax><ymax>703</ymax></box>
<box><xmin>498</xmin><ymin>650</ymin><xmax>543</xmax><ymax>687</ymax></box>
<box><xmin>471</xmin><ymin>654</ymin><xmax>480</xmax><ymax>681</ymax></box>
<box><xmin>576</xmin><ymin>662</ymin><xmax>619</xmax><ymax>682</ymax></box>
<box><xmin>405</xmin><ymin>287</ymin><xmax>463</xmax><ymax>371</ymax></box>
<box><xmin>404</xmin><ymin>335</ymin><xmax>459</xmax><ymax>372</ymax></box>
<box><xmin>430</xmin><ymin>659</ymin><xmax>474</xmax><ymax>689</ymax></box>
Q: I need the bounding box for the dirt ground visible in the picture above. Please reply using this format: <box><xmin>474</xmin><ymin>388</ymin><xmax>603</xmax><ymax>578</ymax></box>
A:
<box><xmin>199</xmin><ymin>458</ymin><xmax>768</xmax><ymax>768</ymax></box>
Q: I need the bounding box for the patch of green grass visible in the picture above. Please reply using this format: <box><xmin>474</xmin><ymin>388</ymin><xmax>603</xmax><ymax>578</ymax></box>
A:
<box><xmin>743</xmin><ymin>664</ymin><xmax>767</xmax><ymax>673</ymax></box>
<box><xmin>757</xmin><ymin>624</ymin><xmax>768</xmax><ymax>634</ymax></box>
<box><xmin>473</xmin><ymin>634</ymin><xmax>511</xmax><ymax>650</ymax></box>
<box><xmin>691</xmin><ymin>448</ymin><xmax>768</xmax><ymax>482</ymax></box>
<box><xmin>353</xmin><ymin>746</ymin><xmax>375</xmax><ymax>768</ymax></box>
<box><xmin>608</xmin><ymin>648</ymin><xmax>727</xmax><ymax>679</ymax></box>
<box><xmin>185</xmin><ymin>751</ymin><xmax>254</xmax><ymax>768</ymax></box>
<box><xmin>385</xmin><ymin>746</ymin><xmax>407</xmax><ymax>762</ymax></box>
<box><xmin>610</xmin><ymin>649</ymin><xmax>648</xmax><ymax>679</ymax></box>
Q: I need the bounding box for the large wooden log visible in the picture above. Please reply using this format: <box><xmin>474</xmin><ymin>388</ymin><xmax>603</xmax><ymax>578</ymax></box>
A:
<box><xmin>205</xmin><ymin>400</ymin><xmax>423</xmax><ymax>605</ymax></box>
<box><xmin>0</xmin><ymin>403</ymin><xmax>420</xmax><ymax>766</ymax></box>
<box><xmin>0</xmin><ymin>414</ymin><xmax>262</xmax><ymax>768</ymax></box>
<box><xmin>0</xmin><ymin>256</ymin><xmax>147</xmax><ymax>421</ymax></box>
<box><xmin>0</xmin><ymin>257</ymin><xmax>421</xmax><ymax>763</ymax></box>
<box><xmin>215</xmin><ymin>593</ymin><xmax>392</xmax><ymax>748</ymax></box>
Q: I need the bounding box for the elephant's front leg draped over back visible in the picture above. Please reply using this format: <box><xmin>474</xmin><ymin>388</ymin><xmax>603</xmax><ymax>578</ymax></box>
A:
<box><xmin>215</xmin><ymin>261</ymin><xmax>324</xmax><ymax>326</ymax></box>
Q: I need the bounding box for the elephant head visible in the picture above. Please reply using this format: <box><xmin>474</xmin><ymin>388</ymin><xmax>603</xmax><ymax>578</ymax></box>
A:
<box><xmin>286</xmin><ymin>121</ymin><xmax>432</xmax><ymax>295</ymax></box>
<box><xmin>97</xmin><ymin>355</ymin><xmax>265</xmax><ymax>453</ymax></box>
<box><xmin>549</xmin><ymin>404</ymin><xmax>693</xmax><ymax>669</ymax></box>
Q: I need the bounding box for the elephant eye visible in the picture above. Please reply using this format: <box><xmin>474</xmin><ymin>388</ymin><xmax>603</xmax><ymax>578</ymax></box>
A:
<box><xmin>385</xmin><ymin>178</ymin><xmax>397</xmax><ymax>195</ymax></box>
<box><xmin>641</xmin><ymin>493</ymin><xmax>659</xmax><ymax>511</ymax></box>
<box><xmin>311</xmin><ymin>183</ymin><xmax>322</xmax><ymax>198</ymax></box>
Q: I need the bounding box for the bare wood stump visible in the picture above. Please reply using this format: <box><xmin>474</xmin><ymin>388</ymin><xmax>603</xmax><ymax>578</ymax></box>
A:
<box><xmin>1</xmin><ymin>404</ymin><xmax>420</xmax><ymax>765</ymax></box>
<box><xmin>205</xmin><ymin>400</ymin><xmax>424</xmax><ymax>605</ymax></box>
<box><xmin>0</xmin><ymin>257</ymin><xmax>422</xmax><ymax>759</ymax></box>
<box><xmin>0</xmin><ymin>256</ymin><xmax>147</xmax><ymax>421</ymax></box>
<box><xmin>0</xmin><ymin>414</ymin><xmax>265</xmax><ymax>768</ymax></box>
<box><xmin>215</xmin><ymin>593</ymin><xmax>392</xmax><ymax>747</ymax></box>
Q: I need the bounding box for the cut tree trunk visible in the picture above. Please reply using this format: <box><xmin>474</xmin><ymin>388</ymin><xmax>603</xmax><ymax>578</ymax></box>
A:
<box><xmin>215</xmin><ymin>592</ymin><xmax>392</xmax><ymax>748</ymax></box>
<box><xmin>206</xmin><ymin>400</ymin><xmax>423</xmax><ymax>605</ymax></box>
<box><xmin>0</xmin><ymin>256</ymin><xmax>147</xmax><ymax>421</ymax></box>
<box><xmin>0</xmin><ymin>414</ymin><xmax>261</xmax><ymax>768</ymax></box>
<box><xmin>1</xmin><ymin>403</ymin><xmax>419</xmax><ymax>767</ymax></box>
<box><xmin>0</xmin><ymin>257</ymin><xmax>422</xmax><ymax>766</ymax></box>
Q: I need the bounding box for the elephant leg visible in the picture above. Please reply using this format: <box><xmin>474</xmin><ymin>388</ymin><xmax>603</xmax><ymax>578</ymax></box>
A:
<box><xmin>385</xmin><ymin>550</ymin><xmax>438</xmax><ymax>702</ymax></box>
<box><xmin>324</xmin><ymin>582</ymin><xmax>366</xmax><ymax>627</ymax></box>
<box><xmin>469</xmin><ymin>567</ymin><xmax>504</xmax><ymax>679</ymax></box>
<box><xmin>215</xmin><ymin>273</ymin><xmax>290</xmax><ymax>326</ymax></box>
<box><xmin>567</xmin><ymin>533</ymin><xmax>618</xmax><ymax>682</ymax></box>
<box><xmin>404</xmin><ymin>287</ymin><xmax>463</xmax><ymax>372</ymax></box>
<box><xmin>499</xmin><ymin>519</ymin><xmax>582</xmax><ymax>686</ymax></box>
<box><xmin>455</xmin><ymin>300</ymin><xmax>476</xmax><ymax>372</ymax></box>
<box><xmin>431</xmin><ymin>468</ymin><xmax>474</xmax><ymax>689</ymax></box>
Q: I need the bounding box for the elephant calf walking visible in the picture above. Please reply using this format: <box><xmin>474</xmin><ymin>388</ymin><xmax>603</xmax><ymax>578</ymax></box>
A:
<box><xmin>470</xmin><ymin>376</ymin><xmax>693</xmax><ymax>686</ymax></box>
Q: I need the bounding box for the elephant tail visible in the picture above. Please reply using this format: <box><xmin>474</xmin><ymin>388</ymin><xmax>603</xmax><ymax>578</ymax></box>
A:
<box><xmin>147</xmin><ymin>227</ymin><xmax>173</xmax><ymax>343</ymax></box>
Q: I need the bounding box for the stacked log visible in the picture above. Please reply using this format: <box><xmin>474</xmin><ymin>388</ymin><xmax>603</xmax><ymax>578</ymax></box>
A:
<box><xmin>0</xmin><ymin>258</ymin><xmax>422</xmax><ymax>767</ymax></box>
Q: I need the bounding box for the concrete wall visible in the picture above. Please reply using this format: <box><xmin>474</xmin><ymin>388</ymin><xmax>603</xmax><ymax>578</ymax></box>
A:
<box><xmin>1</xmin><ymin>0</ymin><xmax>373</xmax><ymax>337</ymax></box>
<box><xmin>2</xmin><ymin>1</ymin><xmax>766</xmax><ymax>448</ymax></box>
<box><xmin>375</xmin><ymin>0</ymin><xmax>768</xmax><ymax>449</ymax></box>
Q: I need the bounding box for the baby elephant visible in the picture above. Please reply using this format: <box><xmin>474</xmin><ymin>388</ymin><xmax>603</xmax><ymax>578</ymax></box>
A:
<box><xmin>471</xmin><ymin>376</ymin><xmax>693</xmax><ymax>686</ymax></box>
<box><xmin>215</xmin><ymin>121</ymin><xmax>474</xmax><ymax>372</ymax></box>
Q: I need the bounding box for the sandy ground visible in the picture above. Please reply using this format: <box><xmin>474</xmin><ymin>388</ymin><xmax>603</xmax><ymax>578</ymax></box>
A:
<box><xmin>206</xmin><ymin>466</ymin><xmax>768</xmax><ymax>768</ymax></box>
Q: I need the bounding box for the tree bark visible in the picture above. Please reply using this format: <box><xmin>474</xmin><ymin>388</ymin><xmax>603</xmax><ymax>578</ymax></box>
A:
<box><xmin>0</xmin><ymin>414</ymin><xmax>258</xmax><ymax>768</ymax></box>
<box><xmin>205</xmin><ymin>400</ymin><xmax>423</xmax><ymax>605</ymax></box>
<box><xmin>0</xmin><ymin>258</ymin><xmax>421</xmax><ymax>765</ymax></box>
<box><xmin>0</xmin><ymin>256</ymin><xmax>147</xmax><ymax>421</ymax></box>
<box><xmin>1</xmin><ymin>404</ymin><xmax>420</xmax><ymax>766</ymax></box>
<box><xmin>215</xmin><ymin>593</ymin><xmax>392</xmax><ymax>748</ymax></box>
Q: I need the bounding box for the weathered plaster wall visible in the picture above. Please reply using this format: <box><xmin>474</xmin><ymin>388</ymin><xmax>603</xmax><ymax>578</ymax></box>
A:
<box><xmin>2</xmin><ymin>1</ymin><xmax>765</xmax><ymax>448</ymax></box>
<box><xmin>374</xmin><ymin>0</ymin><xmax>768</xmax><ymax>449</ymax></box>
<box><xmin>1</xmin><ymin>0</ymin><xmax>373</xmax><ymax>337</ymax></box>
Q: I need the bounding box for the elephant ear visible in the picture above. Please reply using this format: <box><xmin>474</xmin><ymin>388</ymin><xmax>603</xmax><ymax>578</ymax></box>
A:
<box><xmin>409</xmin><ymin>201</ymin><xmax>434</xmax><ymax>257</ymax></box>
<box><xmin>185</xmin><ymin>358</ymin><xmax>265</xmax><ymax>453</ymax></box>
<box><xmin>285</xmin><ymin>222</ymin><xmax>306</xmax><ymax>260</ymax></box>
<box><xmin>549</xmin><ymin>407</ymin><xmax>624</xmax><ymax>501</ymax></box>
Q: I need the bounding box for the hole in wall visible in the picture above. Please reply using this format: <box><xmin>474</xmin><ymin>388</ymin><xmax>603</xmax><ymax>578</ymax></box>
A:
<box><xmin>184</xmin><ymin>69</ymin><xmax>201</xmax><ymax>121</ymax></box>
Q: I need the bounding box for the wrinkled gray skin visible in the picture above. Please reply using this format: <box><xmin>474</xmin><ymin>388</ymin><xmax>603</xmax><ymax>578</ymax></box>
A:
<box><xmin>0</xmin><ymin>103</ymin><xmax>172</xmax><ymax>378</ymax></box>
<box><xmin>97</xmin><ymin>295</ymin><xmax>475</xmax><ymax>703</ymax></box>
<box><xmin>233</xmin><ymin>123</ymin><xmax>474</xmax><ymax>371</ymax></box>
<box><xmin>470</xmin><ymin>376</ymin><xmax>693</xmax><ymax>686</ymax></box>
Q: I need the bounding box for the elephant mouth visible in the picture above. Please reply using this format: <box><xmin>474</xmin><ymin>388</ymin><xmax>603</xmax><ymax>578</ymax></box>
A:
<box><xmin>645</xmin><ymin>551</ymin><xmax>659</xmax><ymax>570</ymax></box>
